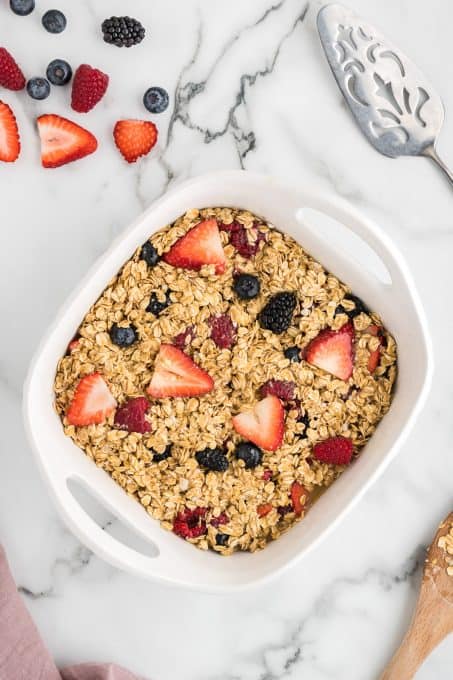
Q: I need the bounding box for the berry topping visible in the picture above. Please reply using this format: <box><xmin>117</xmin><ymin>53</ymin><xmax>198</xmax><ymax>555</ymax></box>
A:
<box><xmin>259</xmin><ymin>292</ymin><xmax>297</xmax><ymax>334</ymax></box>
<box><xmin>37</xmin><ymin>114</ymin><xmax>98</xmax><ymax>168</ymax></box>
<box><xmin>140</xmin><ymin>241</ymin><xmax>159</xmax><ymax>267</ymax></box>
<box><xmin>233</xmin><ymin>395</ymin><xmax>284</xmax><ymax>452</ymax></box>
<box><xmin>195</xmin><ymin>447</ymin><xmax>229</xmax><ymax>472</ymax></box>
<box><xmin>210</xmin><ymin>512</ymin><xmax>229</xmax><ymax>528</ymax></box>
<box><xmin>102</xmin><ymin>16</ymin><xmax>145</xmax><ymax>48</ymax></box>
<box><xmin>68</xmin><ymin>338</ymin><xmax>80</xmax><ymax>353</ymax></box>
<box><xmin>284</xmin><ymin>346</ymin><xmax>301</xmax><ymax>363</ymax></box>
<box><xmin>0</xmin><ymin>101</ymin><xmax>20</xmax><ymax>163</ymax></box>
<box><xmin>209</xmin><ymin>314</ymin><xmax>236</xmax><ymax>349</ymax></box>
<box><xmin>147</xmin><ymin>344</ymin><xmax>214</xmax><ymax>398</ymax></box>
<box><xmin>109</xmin><ymin>323</ymin><xmax>137</xmax><ymax>348</ymax></box>
<box><xmin>173</xmin><ymin>507</ymin><xmax>207</xmax><ymax>539</ymax></box>
<box><xmin>146</xmin><ymin>290</ymin><xmax>172</xmax><ymax>316</ymax></box>
<box><xmin>215</xmin><ymin>533</ymin><xmax>229</xmax><ymax>546</ymax></box>
<box><xmin>46</xmin><ymin>59</ymin><xmax>72</xmax><ymax>86</ymax></box>
<box><xmin>296</xmin><ymin>411</ymin><xmax>310</xmax><ymax>439</ymax></box>
<box><xmin>0</xmin><ymin>47</ymin><xmax>25</xmax><ymax>90</ymax></box>
<box><xmin>173</xmin><ymin>325</ymin><xmax>196</xmax><ymax>350</ymax></box>
<box><xmin>151</xmin><ymin>444</ymin><xmax>172</xmax><ymax>463</ymax></box>
<box><xmin>143</xmin><ymin>86</ymin><xmax>169</xmax><ymax>114</ymax></box>
<box><xmin>277</xmin><ymin>504</ymin><xmax>293</xmax><ymax>518</ymax></box>
<box><xmin>220</xmin><ymin>221</ymin><xmax>266</xmax><ymax>259</ymax></box>
<box><xmin>42</xmin><ymin>9</ymin><xmax>66</xmax><ymax>34</ymax></box>
<box><xmin>233</xmin><ymin>273</ymin><xmax>261</xmax><ymax>300</ymax></box>
<box><xmin>291</xmin><ymin>481</ymin><xmax>308</xmax><ymax>516</ymax></box>
<box><xmin>114</xmin><ymin>396</ymin><xmax>150</xmax><ymax>434</ymax></box>
<box><xmin>335</xmin><ymin>293</ymin><xmax>370</xmax><ymax>319</ymax></box>
<box><xmin>313</xmin><ymin>436</ymin><xmax>353</xmax><ymax>466</ymax></box>
<box><xmin>366</xmin><ymin>324</ymin><xmax>384</xmax><ymax>373</ymax></box>
<box><xmin>234</xmin><ymin>442</ymin><xmax>263</xmax><ymax>469</ymax></box>
<box><xmin>163</xmin><ymin>219</ymin><xmax>226</xmax><ymax>275</ymax></box>
<box><xmin>66</xmin><ymin>373</ymin><xmax>116</xmax><ymax>426</ymax></box>
<box><xmin>262</xmin><ymin>469</ymin><xmax>273</xmax><ymax>481</ymax></box>
<box><xmin>113</xmin><ymin>119</ymin><xmax>158</xmax><ymax>163</ymax></box>
<box><xmin>260</xmin><ymin>379</ymin><xmax>296</xmax><ymax>401</ymax></box>
<box><xmin>257</xmin><ymin>503</ymin><xmax>273</xmax><ymax>518</ymax></box>
<box><xmin>304</xmin><ymin>322</ymin><xmax>355</xmax><ymax>381</ymax></box>
<box><xmin>26</xmin><ymin>77</ymin><xmax>50</xmax><ymax>100</ymax></box>
<box><xmin>71</xmin><ymin>64</ymin><xmax>109</xmax><ymax>113</ymax></box>
<box><xmin>10</xmin><ymin>0</ymin><xmax>35</xmax><ymax>16</ymax></box>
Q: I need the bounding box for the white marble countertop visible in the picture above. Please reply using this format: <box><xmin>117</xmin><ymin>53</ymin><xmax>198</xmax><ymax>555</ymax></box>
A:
<box><xmin>1</xmin><ymin>0</ymin><xmax>452</xmax><ymax>678</ymax></box>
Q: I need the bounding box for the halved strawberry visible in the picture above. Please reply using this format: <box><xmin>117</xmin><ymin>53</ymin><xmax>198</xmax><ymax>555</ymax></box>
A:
<box><xmin>304</xmin><ymin>322</ymin><xmax>355</xmax><ymax>381</ymax></box>
<box><xmin>366</xmin><ymin>324</ymin><xmax>383</xmax><ymax>373</ymax></box>
<box><xmin>291</xmin><ymin>481</ymin><xmax>308</xmax><ymax>516</ymax></box>
<box><xmin>232</xmin><ymin>395</ymin><xmax>284</xmax><ymax>452</ymax></box>
<box><xmin>0</xmin><ymin>101</ymin><xmax>20</xmax><ymax>162</ymax></box>
<box><xmin>37</xmin><ymin>114</ymin><xmax>98</xmax><ymax>168</ymax></box>
<box><xmin>147</xmin><ymin>344</ymin><xmax>214</xmax><ymax>398</ymax></box>
<box><xmin>163</xmin><ymin>219</ymin><xmax>226</xmax><ymax>274</ymax></box>
<box><xmin>66</xmin><ymin>373</ymin><xmax>116</xmax><ymax>426</ymax></box>
<box><xmin>113</xmin><ymin>119</ymin><xmax>157</xmax><ymax>163</ymax></box>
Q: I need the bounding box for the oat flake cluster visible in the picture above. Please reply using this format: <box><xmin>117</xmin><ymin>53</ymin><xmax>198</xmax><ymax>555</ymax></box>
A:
<box><xmin>54</xmin><ymin>207</ymin><xmax>397</xmax><ymax>555</ymax></box>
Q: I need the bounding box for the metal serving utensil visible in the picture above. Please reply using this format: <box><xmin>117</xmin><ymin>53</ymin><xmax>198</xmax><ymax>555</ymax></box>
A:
<box><xmin>317</xmin><ymin>3</ymin><xmax>453</xmax><ymax>186</ymax></box>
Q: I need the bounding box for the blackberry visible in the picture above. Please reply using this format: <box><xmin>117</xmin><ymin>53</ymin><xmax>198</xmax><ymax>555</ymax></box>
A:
<box><xmin>259</xmin><ymin>292</ymin><xmax>297</xmax><ymax>334</ymax></box>
<box><xmin>335</xmin><ymin>294</ymin><xmax>369</xmax><ymax>319</ymax></box>
<box><xmin>152</xmin><ymin>444</ymin><xmax>172</xmax><ymax>463</ymax></box>
<box><xmin>233</xmin><ymin>273</ymin><xmax>260</xmax><ymax>300</ymax></box>
<box><xmin>235</xmin><ymin>442</ymin><xmax>262</xmax><ymax>469</ymax></box>
<box><xmin>215</xmin><ymin>533</ymin><xmax>229</xmax><ymax>547</ymax></box>
<box><xmin>140</xmin><ymin>241</ymin><xmax>160</xmax><ymax>267</ymax></box>
<box><xmin>284</xmin><ymin>346</ymin><xmax>301</xmax><ymax>363</ymax></box>
<box><xmin>102</xmin><ymin>16</ymin><xmax>145</xmax><ymax>47</ymax></box>
<box><xmin>146</xmin><ymin>290</ymin><xmax>172</xmax><ymax>316</ymax></box>
<box><xmin>195</xmin><ymin>447</ymin><xmax>229</xmax><ymax>472</ymax></box>
<box><xmin>109</xmin><ymin>323</ymin><xmax>137</xmax><ymax>347</ymax></box>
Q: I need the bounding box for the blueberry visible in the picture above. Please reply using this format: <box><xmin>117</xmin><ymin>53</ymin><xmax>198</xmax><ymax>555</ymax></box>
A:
<box><xmin>335</xmin><ymin>294</ymin><xmax>369</xmax><ymax>319</ymax></box>
<box><xmin>146</xmin><ymin>290</ymin><xmax>172</xmax><ymax>316</ymax></box>
<box><xmin>46</xmin><ymin>59</ymin><xmax>72</xmax><ymax>85</ymax></box>
<box><xmin>235</xmin><ymin>442</ymin><xmax>262</xmax><ymax>469</ymax></box>
<box><xmin>143</xmin><ymin>86</ymin><xmax>169</xmax><ymax>114</ymax></box>
<box><xmin>109</xmin><ymin>323</ymin><xmax>138</xmax><ymax>347</ymax></box>
<box><xmin>195</xmin><ymin>448</ymin><xmax>229</xmax><ymax>472</ymax></box>
<box><xmin>284</xmin><ymin>346</ymin><xmax>301</xmax><ymax>363</ymax></box>
<box><xmin>215</xmin><ymin>533</ymin><xmax>229</xmax><ymax>546</ymax></box>
<box><xmin>140</xmin><ymin>241</ymin><xmax>160</xmax><ymax>267</ymax></box>
<box><xmin>152</xmin><ymin>444</ymin><xmax>172</xmax><ymax>463</ymax></box>
<box><xmin>297</xmin><ymin>412</ymin><xmax>310</xmax><ymax>439</ymax></box>
<box><xmin>233</xmin><ymin>273</ymin><xmax>261</xmax><ymax>300</ymax></box>
<box><xmin>42</xmin><ymin>9</ymin><xmax>67</xmax><ymax>33</ymax></box>
<box><xmin>26</xmin><ymin>77</ymin><xmax>51</xmax><ymax>100</ymax></box>
<box><xmin>10</xmin><ymin>0</ymin><xmax>35</xmax><ymax>15</ymax></box>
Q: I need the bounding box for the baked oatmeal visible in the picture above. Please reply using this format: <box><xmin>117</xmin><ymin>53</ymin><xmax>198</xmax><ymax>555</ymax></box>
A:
<box><xmin>54</xmin><ymin>207</ymin><xmax>397</xmax><ymax>555</ymax></box>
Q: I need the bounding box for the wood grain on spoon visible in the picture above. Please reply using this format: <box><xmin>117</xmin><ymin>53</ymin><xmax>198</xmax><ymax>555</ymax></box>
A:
<box><xmin>381</xmin><ymin>511</ymin><xmax>453</xmax><ymax>680</ymax></box>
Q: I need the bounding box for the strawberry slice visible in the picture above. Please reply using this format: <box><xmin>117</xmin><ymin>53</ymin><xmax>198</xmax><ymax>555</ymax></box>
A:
<box><xmin>232</xmin><ymin>395</ymin><xmax>284</xmax><ymax>452</ymax></box>
<box><xmin>113</xmin><ymin>119</ymin><xmax>157</xmax><ymax>163</ymax></box>
<box><xmin>37</xmin><ymin>114</ymin><xmax>98</xmax><ymax>168</ymax></box>
<box><xmin>67</xmin><ymin>373</ymin><xmax>116</xmax><ymax>426</ymax></box>
<box><xmin>163</xmin><ymin>219</ymin><xmax>226</xmax><ymax>274</ymax></box>
<box><xmin>366</xmin><ymin>324</ymin><xmax>383</xmax><ymax>373</ymax></box>
<box><xmin>257</xmin><ymin>503</ymin><xmax>273</xmax><ymax>518</ymax></box>
<box><xmin>291</xmin><ymin>481</ymin><xmax>308</xmax><ymax>516</ymax></box>
<box><xmin>0</xmin><ymin>101</ymin><xmax>20</xmax><ymax>162</ymax></box>
<box><xmin>147</xmin><ymin>344</ymin><xmax>214</xmax><ymax>398</ymax></box>
<box><xmin>304</xmin><ymin>322</ymin><xmax>355</xmax><ymax>381</ymax></box>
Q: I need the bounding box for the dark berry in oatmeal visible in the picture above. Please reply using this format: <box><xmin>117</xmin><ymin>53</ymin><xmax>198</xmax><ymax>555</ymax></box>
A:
<box><xmin>173</xmin><ymin>507</ymin><xmax>207</xmax><ymax>539</ymax></box>
<box><xmin>209</xmin><ymin>314</ymin><xmax>236</xmax><ymax>349</ymax></box>
<box><xmin>284</xmin><ymin>346</ymin><xmax>301</xmax><ymax>363</ymax></box>
<box><xmin>221</xmin><ymin>221</ymin><xmax>266</xmax><ymax>259</ymax></box>
<box><xmin>210</xmin><ymin>512</ymin><xmax>229</xmax><ymax>527</ymax></box>
<box><xmin>146</xmin><ymin>290</ymin><xmax>172</xmax><ymax>316</ymax></box>
<box><xmin>173</xmin><ymin>325</ymin><xmax>196</xmax><ymax>350</ymax></box>
<box><xmin>313</xmin><ymin>436</ymin><xmax>353</xmax><ymax>465</ymax></box>
<box><xmin>140</xmin><ymin>241</ymin><xmax>160</xmax><ymax>267</ymax></box>
<box><xmin>262</xmin><ymin>469</ymin><xmax>273</xmax><ymax>481</ymax></box>
<box><xmin>152</xmin><ymin>444</ymin><xmax>172</xmax><ymax>463</ymax></box>
<box><xmin>234</xmin><ymin>442</ymin><xmax>262</xmax><ymax>469</ymax></box>
<box><xmin>215</xmin><ymin>533</ymin><xmax>229</xmax><ymax>546</ymax></box>
<box><xmin>195</xmin><ymin>447</ymin><xmax>229</xmax><ymax>472</ymax></box>
<box><xmin>259</xmin><ymin>292</ymin><xmax>297</xmax><ymax>334</ymax></box>
<box><xmin>260</xmin><ymin>379</ymin><xmax>296</xmax><ymax>401</ymax></box>
<box><xmin>335</xmin><ymin>293</ymin><xmax>370</xmax><ymax>319</ymax></box>
<box><xmin>109</xmin><ymin>323</ymin><xmax>137</xmax><ymax>347</ymax></box>
<box><xmin>114</xmin><ymin>396</ymin><xmax>150</xmax><ymax>434</ymax></box>
<box><xmin>233</xmin><ymin>273</ymin><xmax>260</xmax><ymax>300</ymax></box>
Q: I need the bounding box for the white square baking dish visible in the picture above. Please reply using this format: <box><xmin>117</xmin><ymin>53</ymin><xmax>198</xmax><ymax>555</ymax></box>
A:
<box><xmin>23</xmin><ymin>171</ymin><xmax>432</xmax><ymax>592</ymax></box>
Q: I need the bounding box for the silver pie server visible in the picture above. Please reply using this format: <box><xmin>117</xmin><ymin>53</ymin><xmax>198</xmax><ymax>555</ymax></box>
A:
<box><xmin>317</xmin><ymin>3</ymin><xmax>453</xmax><ymax>187</ymax></box>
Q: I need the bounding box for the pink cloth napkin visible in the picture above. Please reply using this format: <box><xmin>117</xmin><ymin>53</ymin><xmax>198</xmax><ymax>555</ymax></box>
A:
<box><xmin>0</xmin><ymin>546</ymin><xmax>143</xmax><ymax>680</ymax></box>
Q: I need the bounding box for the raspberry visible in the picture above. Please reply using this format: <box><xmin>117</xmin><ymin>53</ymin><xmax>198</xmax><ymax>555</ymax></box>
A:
<box><xmin>262</xmin><ymin>469</ymin><xmax>273</xmax><ymax>481</ymax></box>
<box><xmin>220</xmin><ymin>221</ymin><xmax>266</xmax><ymax>259</ymax></box>
<box><xmin>0</xmin><ymin>47</ymin><xmax>25</xmax><ymax>90</ymax></box>
<box><xmin>260</xmin><ymin>379</ymin><xmax>296</xmax><ymax>401</ymax></box>
<box><xmin>71</xmin><ymin>64</ymin><xmax>109</xmax><ymax>113</ymax></box>
<box><xmin>313</xmin><ymin>436</ymin><xmax>353</xmax><ymax>465</ymax></box>
<box><xmin>173</xmin><ymin>325</ymin><xmax>196</xmax><ymax>350</ymax></box>
<box><xmin>173</xmin><ymin>507</ymin><xmax>207</xmax><ymax>539</ymax></box>
<box><xmin>209</xmin><ymin>314</ymin><xmax>236</xmax><ymax>349</ymax></box>
<box><xmin>114</xmin><ymin>396</ymin><xmax>150</xmax><ymax>434</ymax></box>
<box><xmin>210</xmin><ymin>512</ymin><xmax>229</xmax><ymax>528</ymax></box>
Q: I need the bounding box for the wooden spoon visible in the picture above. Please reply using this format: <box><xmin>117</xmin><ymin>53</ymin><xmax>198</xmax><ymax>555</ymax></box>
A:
<box><xmin>381</xmin><ymin>512</ymin><xmax>453</xmax><ymax>679</ymax></box>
